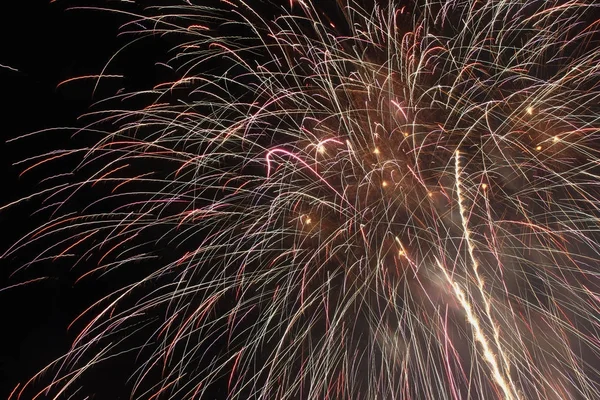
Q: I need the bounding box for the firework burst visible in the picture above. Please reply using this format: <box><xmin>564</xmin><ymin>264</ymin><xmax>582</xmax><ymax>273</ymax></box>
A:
<box><xmin>5</xmin><ymin>0</ymin><xmax>600</xmax><ymax>399</ymax></box>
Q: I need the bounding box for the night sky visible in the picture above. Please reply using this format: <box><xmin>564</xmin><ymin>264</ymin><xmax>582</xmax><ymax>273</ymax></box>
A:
<box><xmin>1</xmin><ymin>2</ymin><xmax>269</xmax><ymax>398</ymax></box>
<box><xmin>1</xmin><ymin>1</ymin><xmax>172</xmax><ymax>397</ymax></box>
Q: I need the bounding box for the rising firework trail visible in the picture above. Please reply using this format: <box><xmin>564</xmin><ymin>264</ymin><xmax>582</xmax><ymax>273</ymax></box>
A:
<box><xmin>4</xmin><ymin>0</ymin><xmax>600</xmax><ymax>399</ymax></box>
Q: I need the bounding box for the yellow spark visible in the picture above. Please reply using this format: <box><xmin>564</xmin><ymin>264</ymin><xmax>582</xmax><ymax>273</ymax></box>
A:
<box><xmin>317</xmin><ymin>145</ymin><xmax>326</xmax><ymax>154</ymax></box>
<box><xmin>395</xmin><ymin>237</ymin><xmax>406</xmax><ymax>257</ymax></box>
<box><xmin>382</xmin><ymin>181</ymin><xmax>388</xmax><ymax>188</ymax></box>
<box><xmin>526</xmin><ymin>106</ymin><xmax>534</xmax><ymax>115</ymax></box>
<box><xmin>373</xmin><ymin>147</ymin><xmax>381</xmax><ymax>155</ymax></box>
<box><xmin>536</xmin><ymin>145</ymin><xmax>542</xmax><ymax>151</ymax></box>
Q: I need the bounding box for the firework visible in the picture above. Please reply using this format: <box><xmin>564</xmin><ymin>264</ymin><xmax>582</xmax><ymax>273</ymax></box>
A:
<box><xmin>5</xmin><ymin>0</ymin><xmax>600</xmax><ymax>399</ymax></box>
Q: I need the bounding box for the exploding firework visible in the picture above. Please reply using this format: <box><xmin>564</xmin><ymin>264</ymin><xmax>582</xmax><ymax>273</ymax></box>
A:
<box><xmin>5</xmin><ymin>0</ymin><xmax>600</xmax><ymax>399</ymax></box>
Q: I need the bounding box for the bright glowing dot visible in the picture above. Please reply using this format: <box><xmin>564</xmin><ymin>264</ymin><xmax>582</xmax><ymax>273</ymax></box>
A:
<box><xmin>398</xmin><ymin>250</ymin><xmax>405</xmax><ymax>257</ymax></box>
<box><xmin>526</xmin><ymin>106</ymin><xmax>534</xmax><ymax>115</ymax></box>
<box><xmin>536</xmin><ymin>145</ymin><xmax>542</xmax><ymax>151</ymax></box>
<box><xmin>317</xmin><ymin>145</ymin><xmax>325</xmax><ymax>154</ymax></box>
<box><xmin>373</xmin><ymin>147</ymin><xmax>381</xmax><ymax>155</ymax></box>
<box><xmin>427</xmin><ymin>191</ymin><xmax>433</xmax><ymax>197</ymax></box>
<box><xmin>403</xmin><ymin>132</ymin><xmax>409</xmax><ymax>137</ymax></box>
<box><xmin>305</xmin><ymin>217</ymin><xmax>312</xmax><ymax>225</ymax></box>
<box><xmin>552</xmin><ymin>136</ymin><xmax>560</xmax><ymax>143</ymax></box>
<box><xmin>482</xmin><ymin>183</ymin><xmax>488</xmax><ymax>190</ymax></box>
<box><xmin>382</xmin><ymin>181</ymin><xmax>388</xmax><ymax>187</ymax></box>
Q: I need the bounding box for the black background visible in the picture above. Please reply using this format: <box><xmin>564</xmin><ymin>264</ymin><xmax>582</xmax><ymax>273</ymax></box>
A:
<box><xmin>0</xmin><ymin>1</ymin><xmax>282</xmax><ymax>398</ymax></box>
<box><xmin>0</xmin><ymin>1</ymin><xmax>172</xmax><ymax>397</ymax></box>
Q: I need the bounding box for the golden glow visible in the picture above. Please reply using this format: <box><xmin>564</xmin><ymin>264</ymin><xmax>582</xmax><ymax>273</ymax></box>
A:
<box><xmin>536</xmin><ymin>145</ymin><xmax>542</xmax><ymax>151</ymax></box>
<box><xmin>382</xmin><ymin>181</ymin><xmax>388</xmax><ymax>187</ymax></box>
<box><xmin>317</xmin><ymin>145</ymin><xmax>326</xmax><ymax>154</ymax></box>
<box><xmin>482</xmin><ymin>183</ymin><xmax>488</xmax><ymax>190</ymax></box>
<box><xmin>373</xmin><ymin>147</ymin><xmax>381</xmax><ymax>155</ymax></box>
<box><xmin>526</xmin><ymin>106</ymin><xmax>534</xmax><ymax>115</ymax></box>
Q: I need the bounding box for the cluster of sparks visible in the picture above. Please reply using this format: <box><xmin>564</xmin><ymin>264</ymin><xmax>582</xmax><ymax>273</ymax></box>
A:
<box><xmin>5</xmin><ymin>0</ymin><xmax>600</xmax><ymax>399</ymax></box>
